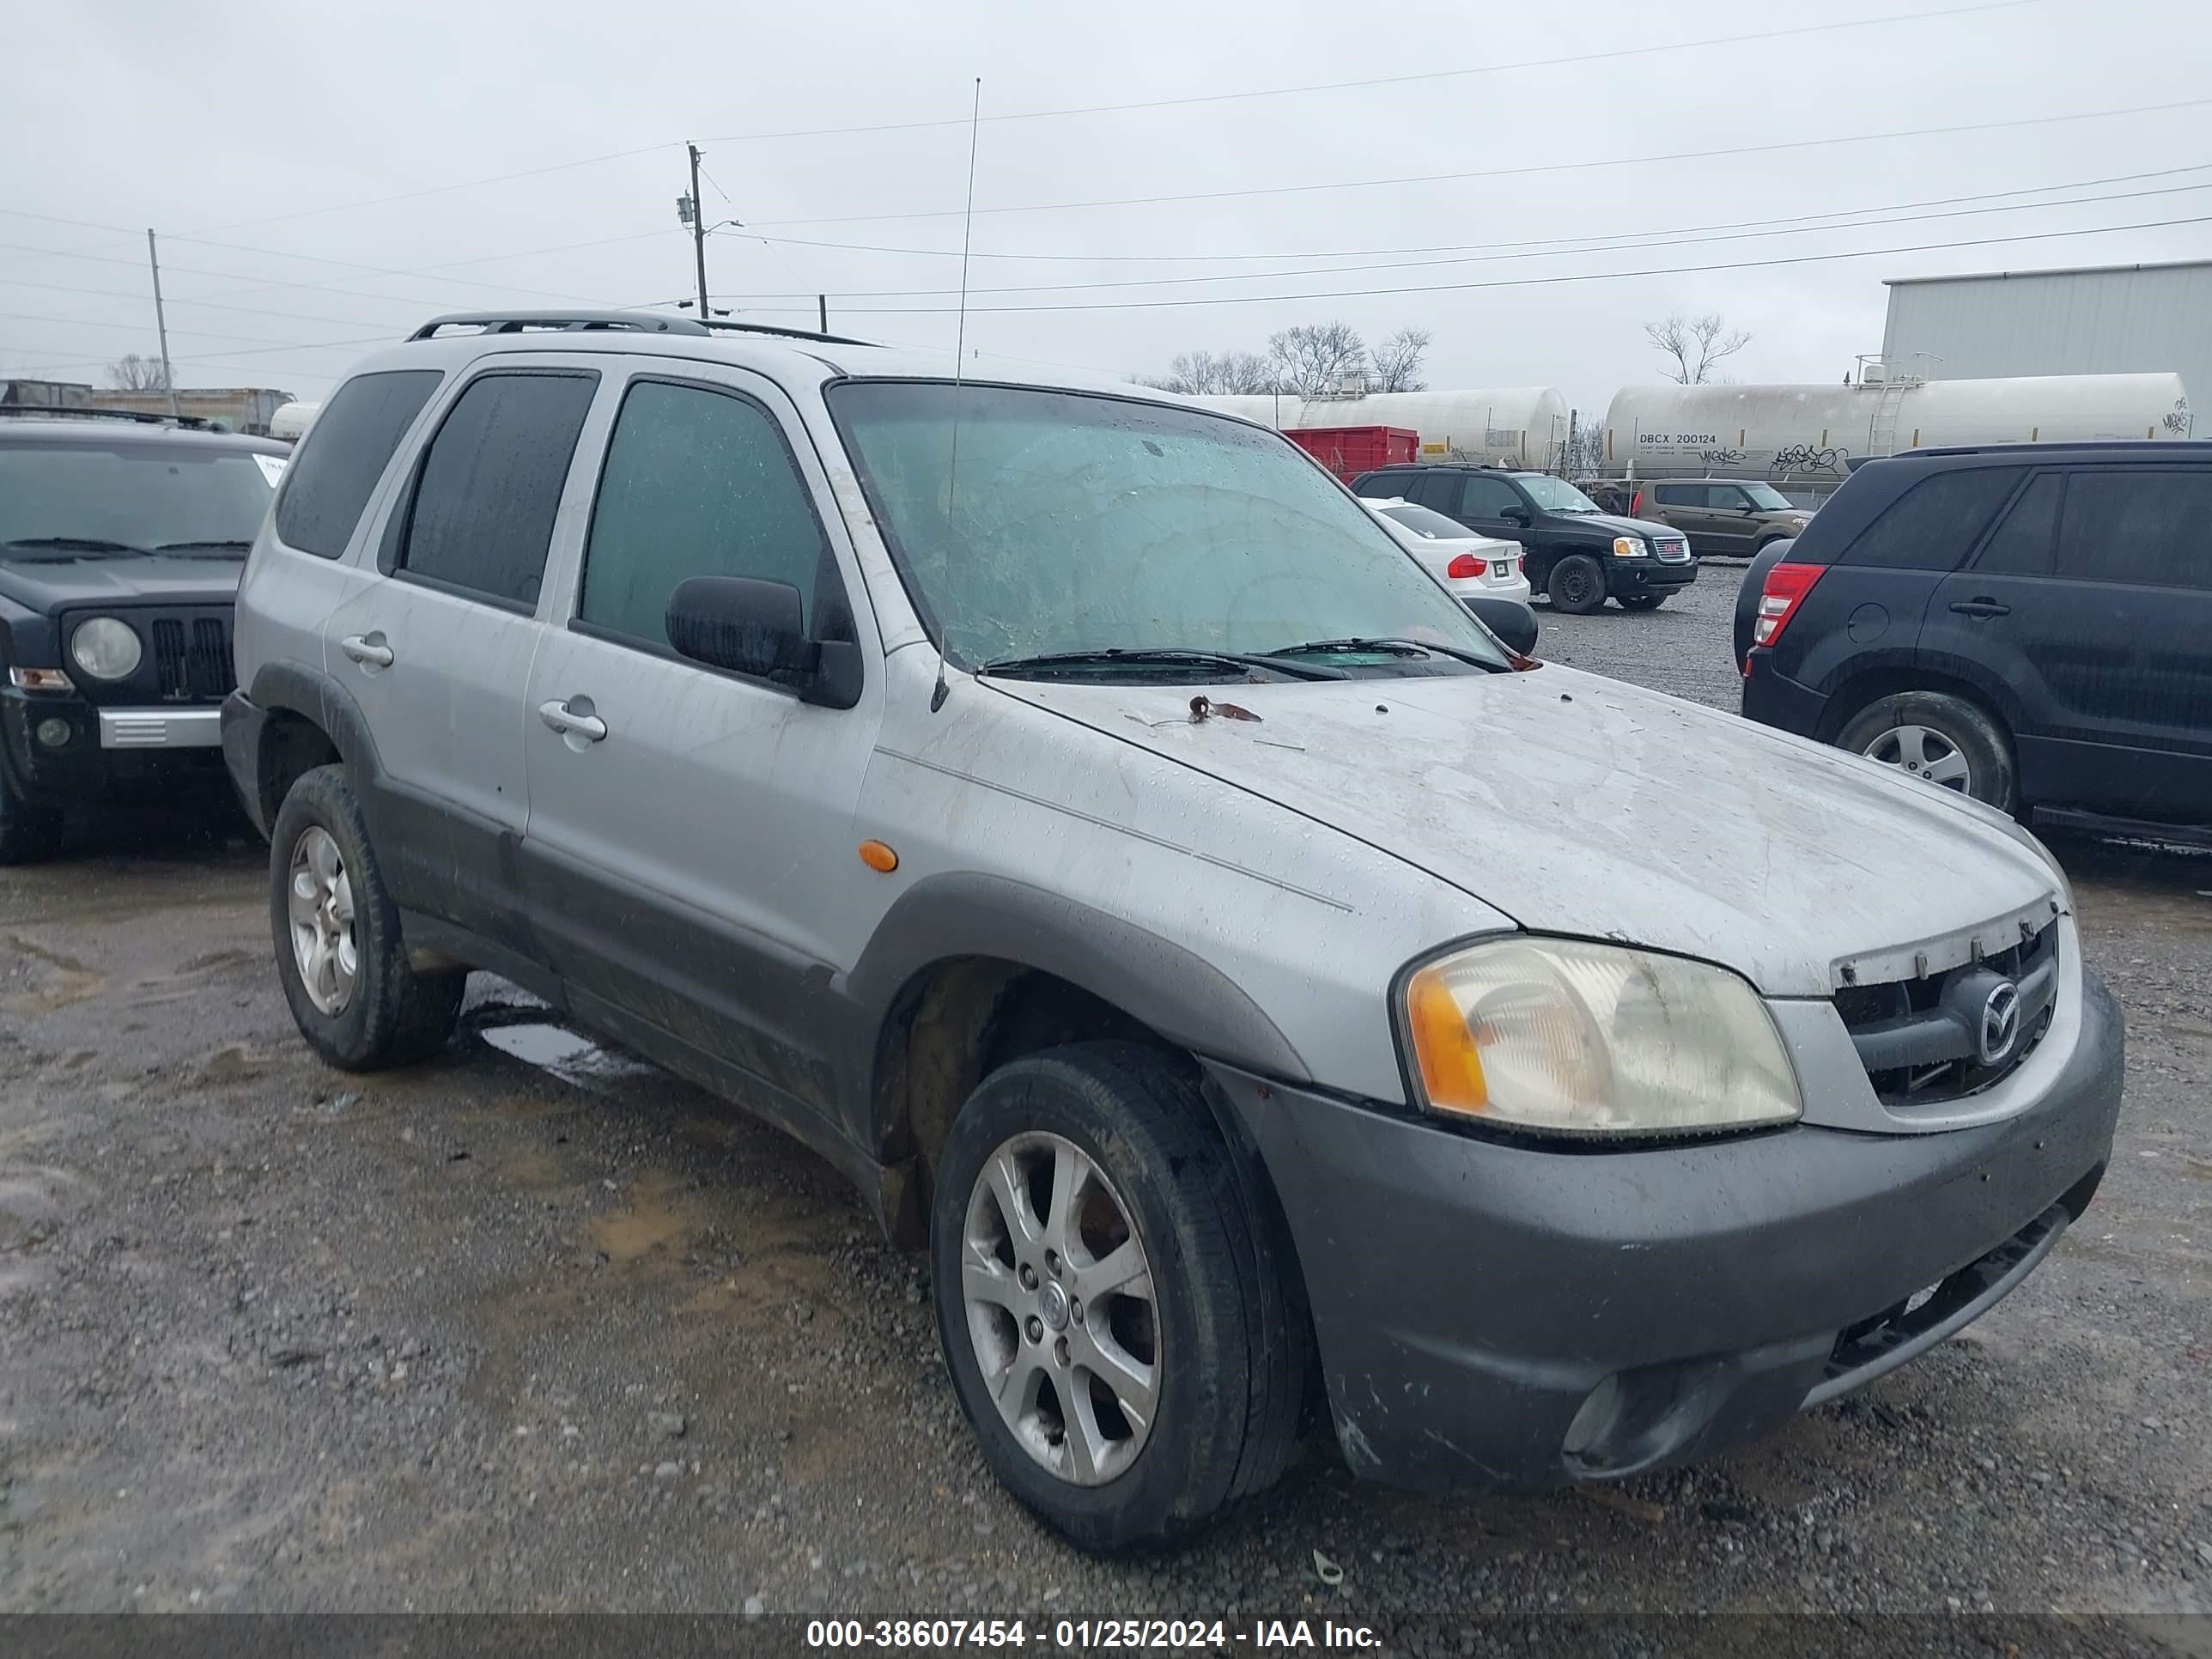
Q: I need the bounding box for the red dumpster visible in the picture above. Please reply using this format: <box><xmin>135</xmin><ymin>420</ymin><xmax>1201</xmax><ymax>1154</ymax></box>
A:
<box><xmin>1283</xmin><ymin>425</ymin><xmax>1420</xmax><ymax>483</ymax></box>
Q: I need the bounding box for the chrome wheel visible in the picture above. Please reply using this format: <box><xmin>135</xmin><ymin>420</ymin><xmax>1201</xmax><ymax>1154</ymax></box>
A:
<box><xmin>1862</xmin><ymin>722</ymin><xmax>1972</xmax><ymax>791</ymax></box>
<box><xmin>960</xmin><ymin>1132</ymin><xmax>1159</xmax><ymax>1486</ymax></box>
<box><xmin>287</xmin><ymin>825</ymin><xmax>358</xmax><ymax>1015</ymax></box>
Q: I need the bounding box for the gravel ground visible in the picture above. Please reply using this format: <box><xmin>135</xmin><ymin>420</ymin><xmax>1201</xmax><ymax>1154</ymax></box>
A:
<box><xmin>2</xmin><ymin>565</ymin><xmax>2208</xmax><ymax>1652</ymax></box>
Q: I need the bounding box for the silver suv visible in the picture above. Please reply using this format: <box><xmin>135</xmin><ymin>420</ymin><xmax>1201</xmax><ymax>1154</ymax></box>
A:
<box><xmin>224</xmin><ymin>312</ymin><xmax>2122</xmax><ymax>1552</ymax></box>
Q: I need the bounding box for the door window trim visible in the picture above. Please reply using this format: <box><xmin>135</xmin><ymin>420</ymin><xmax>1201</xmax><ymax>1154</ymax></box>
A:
<box><xmin>379</xmin><ymin>365</ymin><xmax>602</xmax><ymax>615</ymax></box>
<box><xmin>562</xmin><ymin>371</ymin><xmax>861</xmax><ymax>700</ymax></box>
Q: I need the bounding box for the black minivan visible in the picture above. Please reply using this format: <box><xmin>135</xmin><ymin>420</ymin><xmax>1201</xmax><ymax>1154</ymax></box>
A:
<box><xmin>1739</xmin><ymin>441</ymin><xmax>2212</xmax><ymax>839</ymax></box>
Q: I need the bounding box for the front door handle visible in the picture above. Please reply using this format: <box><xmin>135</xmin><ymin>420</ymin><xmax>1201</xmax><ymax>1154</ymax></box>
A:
<box><xmin>340</xmin><ymin>632</ymin><xmax>394</xmax><ymax>667</ymax></box>
<box><xmin>538</xmin><ymin>697</ymin><xmax>608</xmax><ymax>743</ymax></box>
<box><xmin>1948</xmin><ymin>598</ymin><xmax>2012</xmax><ymax>619</ymax></box>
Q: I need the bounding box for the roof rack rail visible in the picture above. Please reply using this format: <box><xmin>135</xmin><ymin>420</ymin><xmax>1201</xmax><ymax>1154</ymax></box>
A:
<box><xmin>696</xmin><ymin>318</ymin><xmax>878</xmax><ymax>349</ymax></box>
<box><xmin>408</xmin><ymin>310</ymin><xmax>711</xmax><ymax>340</ymax></box>
<box><xmin>0</xmin><ymin>404</ymin><xmax>218</xmax><ymax>429</ymax></box>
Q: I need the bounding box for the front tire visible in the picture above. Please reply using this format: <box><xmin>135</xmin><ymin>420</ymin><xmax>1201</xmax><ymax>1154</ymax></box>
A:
<box><xmin>932</xmin><ymin>1042</ymin><xmax>1305</xmax><ymax>1553</ymax></box>
<box><xmin>269</xmin><ymin>763</ymin><xmax>464</xmax><ymax>1070</ymax></box>
<box><xmin>1547</xmin><ymin>554</ymin><xmax>1607</xmax><ymax>615</ymax></box>
<box><xmin>1834</xmin><ymin>691</ymin><xmax>2017</xmax><ymax>811</ymax></box>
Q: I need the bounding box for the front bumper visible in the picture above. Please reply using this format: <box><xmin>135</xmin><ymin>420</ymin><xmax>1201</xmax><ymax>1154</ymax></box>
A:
<box><xmin>1205</xmin><ymin>968</ymin><xmax>2124</xmax><ymax>1492</ymax></box>
<box><xmin>0</xmin><ymin>689</ymin><xmax>232</xmax><ymax>809</ymax></box>
<box><xmin>1612</xmin><ymin>557</ymin><xmax>1698</xmax><ymax>595</ymax></box>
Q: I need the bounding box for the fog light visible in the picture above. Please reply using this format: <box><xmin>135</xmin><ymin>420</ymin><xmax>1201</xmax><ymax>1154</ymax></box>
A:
<box><xmin>34</xmin><ymin>717</ymin><xmax>73</xmax><ymax>749</ymax></box>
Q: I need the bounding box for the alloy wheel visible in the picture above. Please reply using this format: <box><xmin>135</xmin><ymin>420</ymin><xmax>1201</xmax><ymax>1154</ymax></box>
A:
<box><xmin>959</xmin><ymin>1132</ymin><xmax>1159</xmax><ymax>1486</ymax></box>
<box><xmin>1862</xmin><ymin>722</ymin><xmax>1972</xmax><ymax>791</ymax></box>
<box><xmin>287</xmin><ymin>825</ymin><xmax>359</xmax><ymax>1015</ymax></box>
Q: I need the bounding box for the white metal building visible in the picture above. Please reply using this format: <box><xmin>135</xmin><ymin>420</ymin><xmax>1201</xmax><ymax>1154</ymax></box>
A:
<box><xmin>1881</xmin><ymin>258</ymin><xmax>2209</xmax><ymax>425</ymax></box>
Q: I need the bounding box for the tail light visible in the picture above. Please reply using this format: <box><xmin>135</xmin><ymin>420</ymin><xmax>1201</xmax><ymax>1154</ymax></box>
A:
<box><xmin>1751</xmin><ymin>562</ymin><xmax>1827</xmax><ymax>653</ymax></box>
<box><xmin>1630</xmin><ymin>490</ymin><xmax>1644</xmax><ymax>516</ymax></box>
<box><xmin>1445</xmin><ymin>552</ymin><xmax>1483</xmax><ymax>579</ymax></box>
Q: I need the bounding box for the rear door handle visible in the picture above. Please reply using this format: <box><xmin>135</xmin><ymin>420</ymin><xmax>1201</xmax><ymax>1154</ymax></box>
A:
<box><xmin>339</xmin><ymin>632</ymin><xmax>394</xmax><ymax>667</ymax></box>
<box><xmin>538</xmin><ymin>697</ymin><xmax>608</xmax><ymax>743</ymax></box>
<box><xmin>1948</xmin><ymin>599</ymin><xmax>2011</xmax><ymax>619</ymax></box>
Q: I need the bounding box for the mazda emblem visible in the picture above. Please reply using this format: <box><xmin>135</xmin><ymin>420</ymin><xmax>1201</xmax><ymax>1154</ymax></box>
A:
<box><xmin>1978</xmin><ymin>981</ymin><xmax>2023</xmax><ymax>1066</ymax></box>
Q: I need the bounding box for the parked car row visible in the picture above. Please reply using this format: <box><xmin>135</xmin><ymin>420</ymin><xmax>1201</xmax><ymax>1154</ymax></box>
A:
<box><xmin>9</xmin><ymin>327</ymin><xmax>2184</xmax><ymax>1553</ymax></box>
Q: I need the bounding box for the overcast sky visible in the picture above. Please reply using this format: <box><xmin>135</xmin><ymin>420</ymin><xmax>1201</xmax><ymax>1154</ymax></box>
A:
<box><xmin>3</xmin><ymin>0</ymin><xmax>2207</xmax><ymax>416</ymax></box>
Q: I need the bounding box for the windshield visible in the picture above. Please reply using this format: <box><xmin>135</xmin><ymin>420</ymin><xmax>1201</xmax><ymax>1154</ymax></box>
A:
<box><xmin>1741</xmin><ymin>483</ymin><xmax>1794</xmax><ymax>510</ymax></box>
<box><xmin>0</xmin><ymin>442</ymin><xmax>276</xmax><ymax>553</ymax></box>
<box><xmin>1376</xmin><ymin>501</ymin><xmax>1475</xmax><ymax>540</ymax></box>
<box><xmin>1517</xmin><ymin>475</ymin><xmax>1602</xmax><ymax>513</ymax></box>
<box><xmin>828</xmin><ymin>382</ymin><xmax>1509</xmax><ymax>674</ymax></box>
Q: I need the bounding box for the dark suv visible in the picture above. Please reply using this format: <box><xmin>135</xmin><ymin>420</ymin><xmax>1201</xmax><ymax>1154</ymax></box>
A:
<box><xmin>0</xmin><ymin>409</ymin><xmax>283</xmax><ymax>860</ymax></box>
<box><xmin>1352</xmin><ymin>465</ymin><xmax>1696</xmax><ymax>613</ymax></box>
<box><xmin>1740</xmin><ymin>441</ymin><xmax>2212</xmax><ymax>840</ymax></box>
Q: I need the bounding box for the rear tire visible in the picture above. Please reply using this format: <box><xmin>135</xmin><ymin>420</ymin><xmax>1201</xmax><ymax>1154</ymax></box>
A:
<box><xmin>1834</xmin><ymin>691</ymin><xmax>2017</xmax><ymax>812</ymax></box>
<box><xmin>269</xmin><ymin>763</ymin><xmax>464</xmax><ymax>1071</ymax></box>
<box><xmin>931</xmin><ymin>1041</ymin><xmax>1306</xmax><ymax>1553</ymax></box>
<box><xmin>1547</xmin><ymin>554</ymin><xmax>1607</xmax><ymax>615</ymax></box>
<box><xmin>1619</xmin><ymin>593</ymin><xmax>1666</xmax><ymax>611</ymax></box>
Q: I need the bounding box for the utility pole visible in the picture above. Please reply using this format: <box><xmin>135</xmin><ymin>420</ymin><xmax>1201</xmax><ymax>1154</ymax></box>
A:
<box><xmin>687</xmin><ymin>143</ymin><xmax>709</xmax><ymax>322</ymax></box>
<box><xmin>817</xmin><ymin>294</ymin><xmax>828</xmax><ymax>334</ymax></box>
<box><xmin>146</xmin><ymin>228</ymin><xmax>179</xmax><ymax>418</ymax></box>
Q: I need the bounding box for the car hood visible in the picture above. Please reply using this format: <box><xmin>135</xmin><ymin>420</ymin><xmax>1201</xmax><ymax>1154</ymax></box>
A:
<box><xmin>1581</xmin><ymin>511</ymin><xmax>1686</xmax><ymax>541</ymax></box>
<box><xmin>989</xmin><ymin>665</ymin><xmax>2061</xmax><ymax>997</ymax></box>
<box><xmin>0</xmin><ymin>551</ymin><xmax>245</xmax><ymax>613</ymax></box>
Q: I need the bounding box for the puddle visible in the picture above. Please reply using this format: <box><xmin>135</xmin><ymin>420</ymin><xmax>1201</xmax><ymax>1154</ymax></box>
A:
<box><xmin>480</xmin><ymin>1023</ymin><xmax>656</xmax><ymax>1092</ymax></box>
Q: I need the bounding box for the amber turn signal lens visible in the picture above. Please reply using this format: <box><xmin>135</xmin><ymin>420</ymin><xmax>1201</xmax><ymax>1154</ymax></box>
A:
<box><xmin>1406</xmin><ymin>963</ymin><xmax>1487</xmax><ymax>1115</ymax></box>
<box><xmin>858</xmin><ymin>840</ymin><xmax>899</xmax><ymax>872</ymax></box>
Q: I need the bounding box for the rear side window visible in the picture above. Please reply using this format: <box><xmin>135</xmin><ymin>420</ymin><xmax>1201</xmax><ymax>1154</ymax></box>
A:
<box><xmin>1839</xmin><ymin>467</ymin><xmax>2022</xmax><ymax>570</ymax></box>
<box><xmin>398</xmin><ymin>370</ymin><xmax>598</xmax><ymax>609</ymax></box>
<box><xmin>1972</xmin><ymin>472</ymin><xmax>2061</xmax><ymax>576</ymax></box>
<box><xmin>273</xmin><ymin>369</ymin><xmax>442</xmax><ymax>558</ymax></box>
<box><xmin>2055</xmin><ymin>469</ymin><xmax>2212</xmax><ymax>589</ymax></box>
<box><xmin>579</xmin><ymin>380</ymin><xmax>830</xmax><ymax>647</ymax></box>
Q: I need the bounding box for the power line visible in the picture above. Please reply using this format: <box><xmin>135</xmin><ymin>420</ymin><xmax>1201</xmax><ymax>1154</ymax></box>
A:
<box><xmin>749</xmin><ymin>95</ymin><xmax>2212</xmax><ymax>228</ymax></box>
<box><xmin>694</xmin><ymin>0</ymin><xmax>2041</xmax><ymax>144</ymax></box>
<box><xmin>711</xmin><ymin>177</ymin><xmax>2212</xmax><ymax>301</ymax></box>
<box><xmin>820</xmin><ymin>211</ymin><xmax>2212</xmax><ymax>314</ymax></box>
<box><xmin>747</xmin><ymin>161</ymin><xmax>2212</xmax><ymax>266</ymax></box>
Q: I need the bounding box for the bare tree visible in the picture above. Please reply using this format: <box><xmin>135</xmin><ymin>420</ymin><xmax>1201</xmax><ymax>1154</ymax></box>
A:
<box><xmin>1643</xmin><ymin>313</ymin><xmax>1751</xmax><ymax>385</ymax></box>
<box><xmin>1267</xmin><ymin>321</ymin><xmax>1368</xmax><ymax>398</ymax></box>
<box><xmin>1150</xmin><ymin>349</ymin><xmax>1280</xmax><ymax>395</ymax></box>
<box><xmin>1370</xmin><ymin>326</ymin><xmax>1431</xmax><ymax>393</ymax></box>
<box><xmin>106</xmin><ymin>353</ymin><xmax>171</xmax><ymax>391</ymax></box>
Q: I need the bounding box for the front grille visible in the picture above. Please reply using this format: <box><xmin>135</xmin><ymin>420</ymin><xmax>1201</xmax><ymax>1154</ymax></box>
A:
<box><xmin>149</xmin><ymin>616</ymin><xmax>234</xmax><ymax>701</ymax></box>
<box><xmin>1836</xmin><ymin>920</ymin><xmax>2057</xmax><ymax>1106</ymax></box>
<box><xmin>1654</xmin><ymin>536</ymin><xmax>1692</xmax><ymax>562</ymax></box>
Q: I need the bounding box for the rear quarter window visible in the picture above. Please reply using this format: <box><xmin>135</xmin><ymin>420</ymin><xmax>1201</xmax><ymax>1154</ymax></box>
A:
<box><xmin>273</xmin><ymin>369</ymin><xmax>444</xmax><ymax>558</ymax></box>
<box><xmin>1838</xmin><ymin>466</ymin><xmax>2023</xmax><ymax>570</ymax></box>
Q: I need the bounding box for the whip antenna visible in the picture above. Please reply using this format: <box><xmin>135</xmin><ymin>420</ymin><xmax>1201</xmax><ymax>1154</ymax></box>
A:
<box><xmin>931</xmin><ymin>76</ymin><xmax>982</xmax><ymax>714</ymax></box>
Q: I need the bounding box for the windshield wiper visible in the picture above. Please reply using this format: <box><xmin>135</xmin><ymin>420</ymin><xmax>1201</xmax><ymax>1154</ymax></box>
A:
<box><xmin>2</xmin><ymin>536</ymin><xmax>150</xmax><ymax>557</ymax></box>
<box><xmin>152</xmin><ymin>539</ymin><xmax>253</xmax><ymax>556</ymax></box>
<box><xmin>1265</xmin><ymin>636</ymin><xmax>1508</xmax><ymax>672</ymax></box>
<box><xmin>980</xmin><ymin>647</ymin><xmax>1346</xmax><ymax>682</ymax></box>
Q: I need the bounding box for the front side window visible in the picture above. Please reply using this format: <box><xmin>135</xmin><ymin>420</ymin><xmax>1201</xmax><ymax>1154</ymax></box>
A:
<box><xmin>0</xmin><ymin>441</ymin><xmax>274</xmax><ymax>555</ymax></box>
<box><xmin>829</xmin><ymin>382</ymin><xmax>1506</xmax><ymax>675</ymax></box>
<box><xmin>580</xmin><ymin>380</ymin><xmax>832</xmax><ymax>647</ymax></box>
<box><xmin>275</xmin><ymin>368</ymin><xmax>443</xmax><ymax>558</ymax></box>
<box><xmin>398</xmin><ymin>371</ymin><xmax>598</xmax><ymax>608</ymax></box>
<box><xmin>1741</xmin><ymin>483</ymin><xmax>1793</xmax><ymax>510</ymax></box>
<box><xmin>2055</xmin><ymin>469</ymin><xmax>2212</xmax><ymax>589</ymax></box>
<box><xmin>1456</xmin><ymin>476</ymin><xmax>1523</xmax><ymax>520</ymax></box>
<box><xmin>1839</xmin><ymin>466</ymin><xmax>2022</xmax><ymax>571</ymax></box>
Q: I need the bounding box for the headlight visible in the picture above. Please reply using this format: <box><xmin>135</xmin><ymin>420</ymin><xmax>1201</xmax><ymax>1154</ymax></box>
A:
<box><xmin>1401</xmin><ymin>937</ymin><xmax>1801</xmax><ymax>1138</ymax></box>
<box><xmin>1612</xmin><ymin>536</ymin><xmax>1649</xmax><ymax>558</ymax></box>
<box><xmin>70</xmin><ymin>617</ymin><xmax>142</xmax><ymax>680</ymax></box>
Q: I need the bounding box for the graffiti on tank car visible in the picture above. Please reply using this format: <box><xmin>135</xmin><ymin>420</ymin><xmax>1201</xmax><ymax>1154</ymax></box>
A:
<box><xmin>1771</xmin><ymin>442</ymin><xmax>1849</xmax><ymax>474</ymax></box>
<box><xmin>2164</xmin><ymin>401</ymin><xmax>2193</xmax><ymax>436</ymax></box>
<box><xmin>1698</xmin><ymin>447</ymin><xmax>1747</xmax><ymax>468</ymax></box>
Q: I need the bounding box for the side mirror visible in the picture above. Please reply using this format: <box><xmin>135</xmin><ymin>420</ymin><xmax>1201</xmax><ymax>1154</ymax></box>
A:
<box><xmin>1499</xmin><ymin>506</ymin><xmax>1532</xmax><ymax>528</ymax></box>
<box><xmin>1464</xmin><ymin>595</ymin><xmax>1539</xmax><ymax>658</ymax></box>
<box><xmin>665</xmin><ymin>575</ymin><xmax>862</xmax><ymax>708</ymax></box>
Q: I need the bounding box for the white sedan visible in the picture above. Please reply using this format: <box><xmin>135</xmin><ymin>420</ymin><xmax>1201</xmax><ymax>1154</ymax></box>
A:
<box><xmin>1364</xmin><ymin>497</ymin><xmax>1531</xmax><ymax>607</ymax></box>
